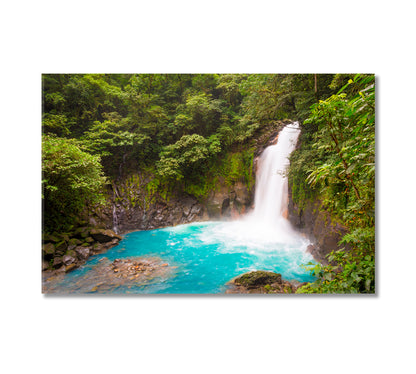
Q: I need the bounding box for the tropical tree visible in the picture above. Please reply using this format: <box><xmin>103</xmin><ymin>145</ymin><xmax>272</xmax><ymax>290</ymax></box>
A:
<box><xmin>42</xmin><ymin>135</ymin><xmax>107</xmax><ymax>232</ymax></box>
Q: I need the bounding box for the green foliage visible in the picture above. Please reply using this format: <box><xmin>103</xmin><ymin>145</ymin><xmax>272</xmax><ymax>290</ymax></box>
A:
<box><xmin>42</xmin><ymin>135</ymin><xmax>107</xmax><ymax>232</ymax></box>
<box><xmin>239</xmin><ymin>74</ymin><xmax>335</xmax><ymax>125</ymax></box>
<box><xmin>292</xmin><ymin>74</ymin><xmax>375</xmax><ymax>294</ymax></box>
<box><xmin>216</xmin><ymin>74</ymin><xmax>244</xmax><ymax>108</ymax></box>
<box><xmin>174</xmin><ymin>92</ymin><xmax>225</xmax><ymax>137</ymax></box>
<box><xmin>220</xmin><ymin>148</ymin><xmax>255</xmax><ymax>188</ymax></box>
<box><xmin>297</xmin><ymin>248</ymin><xmax>375</xmax><ymax>294</ymax></box>
<box><xmin>304</xmin><ymin>74</ymin><xmax>375</xmax><ymax>223</ymax></box>
<box><xmin>156</xmin><ymin>133</ymin><xmax>221</xmax><ymax>182</ymax></box>
<box><xmin>288</xmin><ymin>130</ymin><xmax>320</xmax><ymax>208</ymax></box>
<box><xmin>42</xmin><ymin>113</ymin><xmax>70</xmax><ymax>137</ymax></box>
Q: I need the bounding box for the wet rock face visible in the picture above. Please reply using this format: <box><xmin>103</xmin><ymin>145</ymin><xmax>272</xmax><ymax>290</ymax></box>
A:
<box><xmin>107</xmin><ymin>195</ymin><xmax>207</xmax><ymax>233</ymax></box>
<box><xmin>204</xmin><ymin>180</ymin><xmax>253</xmax><ymax>220</ymax></box>
<box><xmin>287</xmin><ymin>185</ymin><xmax>351</xmax><ymax>264</ymax></box>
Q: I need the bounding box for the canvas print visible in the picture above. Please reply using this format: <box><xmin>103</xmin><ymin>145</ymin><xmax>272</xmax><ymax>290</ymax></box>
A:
<box><xmin>42</xmin><ymin>74</ymin><xmax>375</xmax><ymax>294</ymax></box>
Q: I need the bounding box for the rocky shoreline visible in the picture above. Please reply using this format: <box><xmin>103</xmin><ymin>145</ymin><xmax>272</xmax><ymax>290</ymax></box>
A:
<box><xmin>42</xmin><ymin>227</ymin><xmax>122</xmax><ymax>280</ymax></box>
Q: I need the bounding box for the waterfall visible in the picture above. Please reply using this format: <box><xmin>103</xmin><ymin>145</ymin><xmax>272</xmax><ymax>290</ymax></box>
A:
<box><xmin>204</xmin><ymin>122</ymin><xmax>304</xmax><ymax>247</ymax></box>
<box><xmin>112</xmin><ymin>184</ymin><xmax>120</xmax><ymax>234</ymax></box>
<box><xmin>252</xmin><ymin>122</ymin><xmax>301</xmax><ymax>224</ymax></box>
<box><xmin>112</xmin><ymin>204</ymin><xmax>119</xmax><ymax>234</ymax></box>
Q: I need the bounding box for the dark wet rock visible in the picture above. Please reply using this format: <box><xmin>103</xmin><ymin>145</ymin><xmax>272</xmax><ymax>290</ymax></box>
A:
<box><xmin>62</xmin><ymin>255</ymin><xmax>76</xmax><ymax>266</ymax></box>
<box><xmin>52</xmin><ymin>256</ymin><xmax>63</xmax><ymax>269</ymax></box>
<box><xmin>65</xmin><ymin>263</ymin><xmax>78</xmax><ymax>273</ymax></box>
<box><xmin>306</xmin><ymin>244</ymin><xmax>315</xmax><ymax>254</ymax></box>
<box><xmin>42</xmin><ymin>242</ymin><xmax>55</xmax><ymax>256</ymax></box>
<box><xmin>65</xmin><ymin>249</ymin><xmax>77</xmax><ymax>257</ymax></box>
<box><xmin>73</xmin><ymin>227</ymin><xmax>90</xmax><ymax>239</ymax></box>
<box><xmin>190</xmin><ymin>204</ymin><xmax>202</xmax><ymax>215</ymax></box>
<box><xmin>67</xmin><ymin>244</ymin><xmax>77</xmax><ymax>251</ymax></box>
<box><xmin>287</xmin><ymin>185</ymin><xmax>352</xmax><ymax>264</ymax></box>
<box><xmin>91</xmin><ymin>185</ymin><xmax>208</xmax><ymax>233</ymax></box>
<box><xmin>60</xmin><ymin>233</ymin><xmax>70</xmax><ymax>242</ymax></box>
<box><xmin>233</xmin><ymin>271</ymin><xmax>282</xmax><ymax>288</ymax></box>
<box><xmin>234</xmin><ymin>181</ymin><xmax>251</xmax><ymax>206</ymax></box>
<box><xmin>68</xmin><ymin>238</ymin><xmax>82</xmax><ymax>247</ymax></box>
<box><xmin>56</xmin><ymin>265</ymin><xmax>67</xmax><ymax>274</ymax></box>
<box><xmin>42</xmin><ymin>260</ymin><xmax>50</xmax><ymax>271</ymax></box>
<box><xmin>75</xmin><ymin>246</ymin><xmax>90</xmax><ymax>260</ymax></box>
<box><xmin>90</xmin><ymin>228</ymin><xmax>122</xmax><ymax>243</ymax></box>
<box><xmin>226</xmin><ymin>270</ymin><xmax>300</xmax><ymax>294</ymax></box>
<box><xmin>55</xmin><ymin>241</ymin><xmax>68</xmax><ymax>255</ymax></box>
<box><xmin>43</xmin><ymin>233</ymin><xmax>60</xmax><ymax>243</ymax></box>
<box><xmin>203</xmin><ymin>180</ymin><xmax>253</xmax><ymax>220</ymax></box>
<box><xmin>90</xmin><ymin>239</ymin><xmax>119</xmax><ymax>255</ymax></box>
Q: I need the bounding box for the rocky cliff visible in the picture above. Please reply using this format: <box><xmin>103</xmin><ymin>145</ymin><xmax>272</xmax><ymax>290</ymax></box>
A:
<box><xmin>287</xmin><ymin>184</ymin><xmax>351</xmax><ymax>264</ymax></box>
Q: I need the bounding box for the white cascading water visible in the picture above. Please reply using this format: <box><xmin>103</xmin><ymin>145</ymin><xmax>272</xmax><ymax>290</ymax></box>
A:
<box><xmin>250</xmin><ymin>122</ymin><xmax>300</xmax><ymax>228</ymax></box>
<box><xmin>237</xmin><ymin>121</ymin><xmax>302</xmax><ymax>244</ymax></box>
<box><xmin>201</xmin><ymin>122</ymin><xmax>307</xmax><ymax>250</ymax></box>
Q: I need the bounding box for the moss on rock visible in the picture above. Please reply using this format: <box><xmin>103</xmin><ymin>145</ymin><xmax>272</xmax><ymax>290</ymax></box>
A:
<box><xmin>233</xmin><ymin>271</ymin><xmax>282</xmax><ymax>288</ymax></box>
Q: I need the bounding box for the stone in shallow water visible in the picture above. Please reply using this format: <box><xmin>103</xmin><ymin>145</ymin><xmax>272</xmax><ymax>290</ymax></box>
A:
<box><xmin>233</xmin><ymin>271</ymin><xmax>282</xmax><ymax>288</ymax></box>
<box><xmin>226</xmin><ymin>270</ymin><xmax>299</xmax><ymax>294</ymax></box>
<box><xmin>90</xmin><ymin>229</ymin><xmax>122</xmax><ymax>243</ymax></box>
<box><xmin>65</xmin><ymin>263</ymin><xmax>78</xmax><ymax>273</ymax></box>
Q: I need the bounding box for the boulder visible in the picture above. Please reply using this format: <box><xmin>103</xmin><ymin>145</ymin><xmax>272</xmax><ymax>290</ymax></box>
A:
<box><xmin>75</xmin><ymin>246</ymin><xmax>90</xmax><ymax>260</ymax></box>
<box><xmin>65</xmin><ymin>263</ymin><xmax>78</xmax><ymax>273</ymax></box>
<box><xmin>65</xmin><ymin>249</ymin><xmax>77</xmax><ymax>258</ymax></box>
<box><xmin>67</xmin><ymin>244</ymin><xmax>77</xmax><ymax>251</ymax></box>
<box><xmin>190</xmin><ymin>204</ymin><xmax>202</xmax><ymax>215</ymax></box>
<box><xmin>62</xmin><ymin>255</ymin><xmax>76</xmax><ymax>266</ymax></box>
<box><xmin>59</xmin><ymin>233</ymin><xmax>70</xmax><ymax>242</ymax></box>
<box><xmin>52</xmin><ymin>256</ymin><xmax>63</xmax><ymax>269</ymax></box>
<box><xmin>42</xmin><ymin>242</ymin><xmax>55</xmax><ymax>256</ymax></box>
<box><xmin>233</xmin><ymin>271</ymin><xmax>282</xmax><ymax>288</ymax></box>
<box><xmin>90</xmin><ymin>229</ymin><xmax>122</xmax><ymax>243</ymax></box>
<box><xmin>74</xmin><ymin>227</ymin><xmax>90</xmax><ymax>239</ymax></box>
<box><xmin>43</xmin><ymin>233</ymin><xmax>60</xmax><ymax>243</ymax></box>
<box><xmin>55</xmin><ymin>241</ymin><xmax>68</xmax><ymax>255</ymax></box>
<box><xmin>68</xmin><ymin>238</ymin><xmax>82</xmax><ymax>246</ymax></box>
